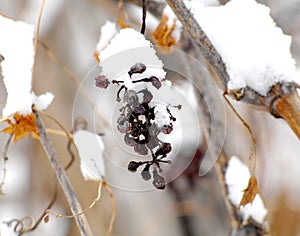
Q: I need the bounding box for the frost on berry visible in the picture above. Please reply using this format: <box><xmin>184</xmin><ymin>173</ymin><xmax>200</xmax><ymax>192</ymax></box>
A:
<box><xmin>152</xmin><ymin>168</ymin><xmax>165</xmax><ymax>190</ymax></box>
<box><xmin>141</xmin><ymin>164</ymin><xmax>151</xmax><ymax>181</ymax></box>
<box><xmin>149</xmin><ymin>76</ymin><xmax>162</xmax><ymax>89</ymax></box>
<box><xmin>134</xmin><ymin>143</ymin><xmax>148</xmax><ymax>155</ymax></box>
<box><xmin>95</xmin><ymin>75</ymin><xmax>110</xmax><ymax>89</ymax></box>
<box><xmin>123</xmin><ymin>90</ymin><xmax>139</xmax><ymax>106</ymax></box>
<box><xmin>138</xmin><ymin>89</ymin><xmax>153</xmax><ymax>103</ymax></box>
<box><xmin>117</xmin><ymin>116</ymin><xmax>130</xmax><ymax>133</ymax></box>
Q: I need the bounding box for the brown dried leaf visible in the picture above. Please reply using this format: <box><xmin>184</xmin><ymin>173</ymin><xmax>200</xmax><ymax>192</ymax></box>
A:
<box><xmin>1</xmin><ymin>113</ymin><xmax>39</xmax><ymax>142</ymax></box>
<box><xmin>152</xmin><ymin>14</ymin><xmax>176</xmax><ymax>54</ymax></box>
<box><xmin>239</xmin><ymin>175</ymin><xmax>259</xmax><ymax>209</ymax></box>
<box><xmin>43</xmin><ymin>214</ymin><xmax>50</xmax><ymax>223</ymax></box>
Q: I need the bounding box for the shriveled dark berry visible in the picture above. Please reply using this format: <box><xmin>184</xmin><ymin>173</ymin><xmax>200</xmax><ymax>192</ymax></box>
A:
<box><xmin>148</xmin><ymin>124</ymin><xmax>160</xmax><ymax>137</ymax></box>
<box><xmin>149</xmin><ymin>76</ymin><xmax>162</xmax><ymax>89</ymax></box>
<box><xmin>138</xmin><ymin>89</ymin><xmax>153</xmax><ymax>103</ymax></box>
<box><xmin>95</xmin><ymin>75</ymin><xmax>110</xmax><ymax>89</ymax></box>
<box><xmin>117</xmin><ymin>116</ymin><xmax>130</xmax><ymax>133</ymax></box>
<box><xmin>123</xmin><ymin>90</ymin><xmax>138</xmax><ymax>106</ymax></box>
<box><xmin>155</xmin><ymin>143</ymin><xmax>172</xmax><ymax>158</ymax></box>
<box><xmin>124</xmin><ymin>133</ymin><xmax>136</xmax><ymax>146</ymax></box>
<box><xmin>128</xmin><ymin>161</ymin><xmax>142</xmax><ymax>172</ymax></box>
<box><xmin>146</xmin><ymin>136</ymin><xmax>160</xmax><ymax>149</ymax></box>
<box><xmin>133</xmin><ymin>105</ymin><xmax>146</xmax><ymax>114</ymax></box>
<box><xmin>128</xmin><ymin>63</ymin><xmax>146</xmax><ymax>77</ymax></box>
<box><xmin>161</xmin><ymin>124</ymin><xmax>173</xmax><ymax>134</ymax></box>
<box><xmin>141</xmin><ymin>164</ymin><xmax>151</xmax><ymax>181</ymax></box>
<box><xmin>134</xmin><ymin>143</ymin><xmax>148</xmax><ymax>155</ymax></box>
<box><xmin>0</xmin><ymin>54</ymin><xmax>4</xmax><ymax>62</ymax></box>
<box><xmin>152</xmin><ymin>168</ymin><xmax>165</xmax><ymax>190</ymax></box>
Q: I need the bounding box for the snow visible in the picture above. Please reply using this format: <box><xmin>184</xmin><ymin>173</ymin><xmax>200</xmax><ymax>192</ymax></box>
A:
<box><xmin>186</xmin><ymin>0</ymin><xmax>297</xmax><ymax>95</ymax></box>
<box><xmin>95</xmin><ymin>21</ymin><xmax>118</xmax><ymax>56</ymax></box>
<box><xmin>98</xmin><ymin>28</ymin><xmax>167</xmax><ymax>89</ymax></box>
<box><xmin>33</xmin><ymin>92</ymin><xmax>55</xmax><ymax>111</ymax></box>
<box><xmin>0</xmin><ymin>15</ymin><xmax>54</xmax><ymax>118</ymax></box>
<box><xmin>225</xmin><ymin>156</ymin><xmax>268</xmax><ymax>224</ymax></box>
<box><xmin>73</xmin><ymin>130</ymin><xmax>105</xmax><ymax>181</ymax></box>
<box><xmin>152</xmin><ymin>104</ymin><xmax>171</xmax><ymax>129</ymax></box>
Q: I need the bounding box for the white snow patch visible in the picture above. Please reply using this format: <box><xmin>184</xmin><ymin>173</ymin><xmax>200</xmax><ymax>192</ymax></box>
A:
<box><xmin>225</xmin><ymin>156</ymin><xmax>268</xmax><ymax>224</ymax></box>
<box><xmin>73</xmin><ymin>130</ymin><xmax>105</xmax><ymax>181</ymax></box>
<box><xmin>95</xmin><ymin>20</ymin><xmax>118</xmax><ymax>57</ymax></box>
<box><xmin>152</xmin><ymin>104</ymin><xmax>171</xmax><ymax>129</ymax></box>
<box><xmin>98</xmin><ymin>28</ymin><xmax>167</xmax><ymax>89</ymax></box>
<box><xmin>33</xmin><ymin>92</ymin><xmax>55</xmax><ymax>111</ymax></box>
<box><xmin>186</xmin><ymin>0</ymin><xmax>297</xmax><ymax>95</ymax></box>
<box><xmin>0</xmin><ymin>15</ymin><xmax>54</xmax><ymax>118</ymax></box>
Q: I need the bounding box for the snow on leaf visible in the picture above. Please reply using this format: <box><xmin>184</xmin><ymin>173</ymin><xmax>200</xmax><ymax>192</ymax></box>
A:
<box><xmin>73</xmin><ymin>130</ymin><xmax>105</xmax><ymax>181</ymax></box>
<box><xmin>225</xmin><ymin>156</ymin><xmax>267</xmax><ymax>224</ymax></box>
<box><xmin>239</xmin><ymin>175</ymin><xmax>259</xmax><ymax>209</ymax></box>
<box><xmin>187</xmin><ymin>0</ymin><xmax>297</xmax><ymax>95</ymax></box>
<box><xmin>0</xmin><ymin>15</ymin><xmax>54</xmax><ymax>118</ymax></box>
<box><xmin>1</xmin><ymin>113</ymin><xmax>39</xmax><ymax>142</ymax></box>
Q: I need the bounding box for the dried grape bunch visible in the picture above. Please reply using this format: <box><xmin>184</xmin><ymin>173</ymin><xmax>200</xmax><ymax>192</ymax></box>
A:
<box><xmin>95</xmin><ymin>62</ymin><xmax>180</xmax><ymax>190</ymax></box>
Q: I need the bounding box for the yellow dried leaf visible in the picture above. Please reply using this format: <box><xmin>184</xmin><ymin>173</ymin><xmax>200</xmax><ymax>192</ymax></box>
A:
<box><xmin>117</xmin><ymin>17</ymin><xmax>131</xmax><ymax>29</ymax></box>
<box><xmin>1</xmin><ymin>113</ymin><xmax>39</xmax><ymax>142</ymax></box>
<box><xmin>152</xmin><ymin>14</ymin><xmax>176</xmax><ymax>54</ymax></box>
<box><xmin>93</xmin><ymin>51</ymin><xmax>100</xmax><ymax>64</ymax></box>
<box><xmin>239</xmin><ymin>175</ymin><xmax>259</xmax><ymax>209</ymax></box>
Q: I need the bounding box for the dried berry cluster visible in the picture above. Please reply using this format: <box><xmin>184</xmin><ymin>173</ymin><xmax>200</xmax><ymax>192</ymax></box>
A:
<box><xmin>95</xmin><ymin>63</ymin><xmax>180</xmax><ymax>189</ymax></box>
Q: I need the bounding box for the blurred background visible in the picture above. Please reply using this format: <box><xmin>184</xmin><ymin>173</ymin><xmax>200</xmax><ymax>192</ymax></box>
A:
<box><xmin>0</xmin><ymin>0</ymin><xmax>300</xmax><ymax>235</ymax></box>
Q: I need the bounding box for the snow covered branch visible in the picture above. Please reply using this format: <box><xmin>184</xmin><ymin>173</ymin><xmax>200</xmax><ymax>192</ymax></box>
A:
<box><xmin>165</xmin><ymin>0</ymin><xmax>300</xmax><ymax>139</ymax></box>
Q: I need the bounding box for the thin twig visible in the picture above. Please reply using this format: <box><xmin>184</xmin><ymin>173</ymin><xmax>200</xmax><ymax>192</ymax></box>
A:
<box><xmin>223</xmin><ymin>92</ymin><xmax>257</xmax><ymax>174</ymax></box>
<box><xmin>38</xmin><ymin>40</ymin><xmax>111</xmax><ymax>129</ymax></box>
<box><xmin>37</xmin><ymin>109</ymin><xmax>76</xmax><ymax>170</ymax></box>
<box><xmin>122</xmin><ymin>0</ymin><xmax>165</xmax><ymax>18</ymax></box>
<box><xmin>23</xmin><ymin>186</ymin><xmax>58</xmax><ymax>234</ymax></box>
<box><xmin>32</xmin><ymin>0</ymin><xmax>46</xmax><ymax>81</ymax></box>
<box><xmin>103</xmin><ymin>182</ymin><xmax>115</xmax><ymax>236</ymax></box>
<box><xmin>46</xmin><ymin>181</ymin><xmax>103</xmax><ymax>218</ymax></box>
<box><xmin>140</xmin><ymin>0</ymin><xmax>147</xmax><ymax>34</ymax></box>
<box><xmin>33</xmin><ymin>109</ymin><xmax>94</xmax><ymax>236</ymax></box>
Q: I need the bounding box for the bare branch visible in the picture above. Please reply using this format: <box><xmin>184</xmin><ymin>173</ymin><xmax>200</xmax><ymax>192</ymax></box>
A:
<box><xmin>33</xmin><ymin>109</ymin><xmax>94</xmax><ymax>236</ymax></box>
<box><xmin>0</xmin><ymin>134</ymin><xmax>12</xmax><ymax>194</ymax></box>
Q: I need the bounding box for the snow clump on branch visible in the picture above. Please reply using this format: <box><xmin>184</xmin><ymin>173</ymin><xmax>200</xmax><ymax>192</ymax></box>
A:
<box><xmin>0</xmin><ymin>15</ymin><xmax>54</xmax><ymax>118</ymax></box>
<box><xmin>186</xmin><ymin>0</ymin><xmax>297</xmax><ymax>95</ymax></box>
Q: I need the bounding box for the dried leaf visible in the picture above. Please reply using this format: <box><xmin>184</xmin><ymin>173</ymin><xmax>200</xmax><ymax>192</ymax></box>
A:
<box><xmin>117</xmin><ymin>17</ymin><xmax>131</xmax><ymax>29</ymax></box>
<box><xmin>152</xmin><ymin>15</ymin><xmax>176</xmax><ymax>54</ymax></box>
<box><xmin>93</xmin><ymin>51</ymin><xmax>100</xmax><ymax>64</ymax></box>
<box><xmin>239</xmin><ymin>175</ymin><xmax>259</xmax><ymax>209</ymax></box>
<box><xmin>1</xmin><ymin>113</ymin><xmax>39</xmax><ymax>142</ymax></box>
<box><xmin>43</xmin><ymin>214</ymin><xmax>50</xmax><ymax>223</ymax></box>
